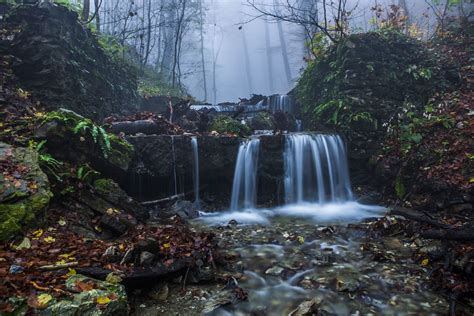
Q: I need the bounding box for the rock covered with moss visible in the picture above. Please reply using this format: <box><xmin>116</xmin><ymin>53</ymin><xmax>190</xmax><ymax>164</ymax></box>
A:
<box><xmin>297</xmin><ymin>31</ymin><xmax>449</xmax><ymax>133</ymax></box>
<box><xmin>35</xmin><ymin>109</ymin><xmax>134</xmax><ymax>183</ymax></box>
<box><xmin>1</xmin><ymin>3</ymin><xmax>139</xmax><ymax>120</ymax></box>
<box><xmin>0</xmin><ymin>142</ymin><xmax>52</xmax><ymax>240</ymax></box>
<box><xmin>248</xmin><ymin>112</ymin><xmax>276</xmax><ymax>130</ymax></box>
<box><xmin>209</xmin><ymin>115</ymin><xmax>251</xmax><ymax>136</ymax></box>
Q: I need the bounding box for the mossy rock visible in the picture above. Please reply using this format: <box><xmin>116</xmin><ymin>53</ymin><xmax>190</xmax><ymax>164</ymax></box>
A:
<box><xmin>209</xmin><ymin>115</ymin><xmax>251</xmax><ymax>136</ymax></box>
<box><xmin>35</xmin><ymin>109</ymin><xmax>134</xmax><ymax>182</ymax></box>
<box><xmin>42</xmin><ymin>274</ymin><xmax>129</xmax><ymax>315</ymax></box>
<box><xmin>0</xmin><ymin>142</ymin><xmax>52</xmax><ymax>241</ymax></box>
<box><xmin>249</xmin><ymin>112</ymin><xmax>276</xmax><ymax>131</ymax></box>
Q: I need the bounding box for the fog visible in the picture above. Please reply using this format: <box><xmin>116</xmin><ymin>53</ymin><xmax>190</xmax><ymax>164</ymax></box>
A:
<box><xmin>183</xmin><ymin>0</ymin><xmax>445</xmax><ymax>104</ymax></box>
<box><xmin>183</xmin><ymin>0</ymin><xmax>306</xmax><ymax>104</ymax></box>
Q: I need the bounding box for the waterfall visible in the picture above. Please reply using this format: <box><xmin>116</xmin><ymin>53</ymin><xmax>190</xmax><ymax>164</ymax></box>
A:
<box><xmin>269</xmin><ymin>95</ymin><xmax>294</xmax><ymax>113</ymax></box>
<box><xmin>230</xmin><ymin>138</ymin><xmax>261</xmax><ymax>211</ymax></box>
<box><xmin>284</xmin><ymin>134</ymin><xmax>353</xmax><ymax>204</ymax></box>
<box><xmin>191</xmin><ymin>136</ymin><xmax>200</xmax><ymax>209</ymax></box>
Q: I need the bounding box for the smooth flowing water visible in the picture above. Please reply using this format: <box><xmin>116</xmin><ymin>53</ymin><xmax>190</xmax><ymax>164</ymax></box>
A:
<box><xmin>268</xmin><ymin>94</ymin><xmax>294</xmax><ymax>113</ymax></box>
<box><xmin>284</xmin><ymin>134</ymin><xmax>353</xmax><ymax>204</ymax></box>
<box><xmin>191</xmin><ymin>136</ymin><xmax>200</xmax><ymax>209</ymax></box>
<box><xmin>230</xmin><ymin>138</ymin><xmax>261</xmax><ymax>211</ymax></box>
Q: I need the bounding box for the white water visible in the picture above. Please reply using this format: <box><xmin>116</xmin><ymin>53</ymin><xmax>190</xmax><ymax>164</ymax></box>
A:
<box><xmin>201</xmin><ymin>133</ymin><xmax>385</xmax><ymax>226</ymax></box>
<box><xmin>191</xmin><ymin>137</ymin><xmax>200</xmax><ymax>209</ymax></box>
<box><xmin>284</xmin><ymin>134</ymin><xmax>353</xmax><ymax>204</ymax></box>
<box><xmin>230</xmin><ymin>138</ymin><xmax>261</xmax><ymax>211</ymax></box>
<box><xmin>268</xmin><ymin>94</ymin><xmax>294</xmax><ymax>113</ymax></box>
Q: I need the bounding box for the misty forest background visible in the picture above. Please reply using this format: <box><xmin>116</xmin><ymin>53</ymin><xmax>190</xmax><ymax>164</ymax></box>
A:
<box><xmin>40</xmin><ymin>0</ymin><xmax>472</xmax><ymax>103</ymax></box>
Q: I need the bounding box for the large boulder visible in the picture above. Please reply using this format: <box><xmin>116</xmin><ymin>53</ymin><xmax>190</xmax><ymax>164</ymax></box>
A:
<box><xmin>1</xmin><ymin>3</ymin><xmax>139</xmax><ymax>120</ymax></box>
<box><xmin>0</xmin><ymin>142</ymin><xmax>52</xmax><ymax>240</ymax></box>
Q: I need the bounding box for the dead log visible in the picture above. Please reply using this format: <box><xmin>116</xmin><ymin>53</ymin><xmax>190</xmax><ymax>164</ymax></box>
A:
<box><xmin>389</xmin><ymin>208</ymin><xmax>451</xmax><ymax>229</ymax></box>
<box><xmin>421</xmin><ymin>228</ymin><xmax>474</xmax><ymax>241</ymax></box>
<box><xmin>111</xmin><ymin>120</ymin><xmax>161</xmax><ymax>135</ymax></box>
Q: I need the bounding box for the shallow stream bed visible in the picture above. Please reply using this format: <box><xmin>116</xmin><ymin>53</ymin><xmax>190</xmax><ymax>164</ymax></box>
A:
<box><xmin>133</xmin><ymin>213</ymin><xmax>451</xmax><ymax>315</ymax></box>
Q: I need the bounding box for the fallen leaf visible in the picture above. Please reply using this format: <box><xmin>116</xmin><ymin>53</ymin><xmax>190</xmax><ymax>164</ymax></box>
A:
<box><xmin>96</xmin><ymin>296</ymin><xmax>111</xmax><ymax>305</ymax></box>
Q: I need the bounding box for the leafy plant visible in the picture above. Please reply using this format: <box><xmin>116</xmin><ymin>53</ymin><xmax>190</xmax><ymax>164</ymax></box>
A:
<box><xmin>76</xmin><ymin>164</ymin><xmax>100</xmax><ymax>183</ymax></box>
<box><xmin>29</xmin><ymin>140</ymin><xmax>63</xmax><ymax>182</ymax></box>
<box><xmin>73</xmin><ymin>120</ymin><xmax>111</xmax><ymax>158</ymax></box>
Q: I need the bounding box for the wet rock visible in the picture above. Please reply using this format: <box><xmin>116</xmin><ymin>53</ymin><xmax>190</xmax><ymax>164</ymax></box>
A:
<box><xmin>289</xmin><ymin>298</ymin><xmax>322</xmax><ymax>316</ymax></box>
<box><xmin>336</xmin><ymin>273</ymin><xmax>360</xmax><ymax>292</ymax></box>
<box><xmin>202</xmin><ymin>281</ymin><xmax>248</xmax><ymax>314</ymax></box>
<box><xmin>148</xmin><ymin>283</ymin><xmax>169</xmax><ymax>301</ymax></box>
<box><xmin>0</xmin><ymin>142</ymin><xmax>53</xmax><ymax>240</ymax></box>
<box><xmin>167</xmin><ymin>200</ymin><xmax>199</xmax><ymax>219</ymax></box>
<box><xmin>265</xmin><ymin>266</ymin><xmax>284</xmax><ymax>276</ymax></box>
<box><xmin>139</xmin><ymin>251</ymin><xmax>155</xmax><ymax>266</ymax></box>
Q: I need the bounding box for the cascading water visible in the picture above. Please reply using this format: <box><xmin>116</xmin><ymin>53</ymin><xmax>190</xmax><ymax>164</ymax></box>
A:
<box><xmin>269</xmin><ymin>95</ymin><xmax>294</xmax><ymax>113</ymax></box>
<box><xmin>191</xmin><ymin>136</ymin><xmax>200</xmax><ymax>209</ymax></box>
<box><xmin>284</xmin><ymin>134</ymin><xmax>353</xmax><ymax>204</ymax></box>
<box><xmin>230</xmin><ymin>138</ymin><xmax>261</xmax><ymax>211</ymax></box>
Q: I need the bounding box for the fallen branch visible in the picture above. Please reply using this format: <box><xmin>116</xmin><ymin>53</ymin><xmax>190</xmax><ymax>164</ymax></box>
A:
<box><xmin>421</xmin><ymin>228</ymin><xmax>474</xmax><ymax>241</ymax></box>
<box><xmin>389</xmin><ymin>208</ymin><xmax>451</xmax><ymax>229</ymax></box>
<box><xmin>141</xmin><ymin>193</ymin><xmax>185</xmax><ymax>206</ymax></box>
<box><xmin>37</xmin><ymin>262</ymin><xmax>78</xmax><ymax>271</ymax></box>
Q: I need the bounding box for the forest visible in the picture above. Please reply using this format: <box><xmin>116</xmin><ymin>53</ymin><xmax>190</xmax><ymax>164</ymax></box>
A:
<box><xmin>0</xmin><ymin>0</ymin><xmax>472</xmax><ymax>315</ymax></box>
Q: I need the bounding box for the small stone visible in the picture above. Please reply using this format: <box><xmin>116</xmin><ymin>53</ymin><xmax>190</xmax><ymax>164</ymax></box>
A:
<box><xmin>9</xmin><ymin>264</ymin><xmax>23</xmax><ymax>274</ymax></box>
<box><xmin>265</xmin><ymin>266</ymin><xmax>283</xmax><ymax>275</ymax></box>
<box><xmin>139</xmin><ymin>251</ymin><xmax>155</xmax><ymax>265</ymax></box>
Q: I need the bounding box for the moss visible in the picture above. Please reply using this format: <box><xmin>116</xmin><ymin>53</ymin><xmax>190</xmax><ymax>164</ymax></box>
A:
<box><xmin>93</xmin><ymin>178</ymin><xmax>115</xmax><ymax>195</ymax></box>
<box><xmin>249</xmin><ymin>112</ymin><xmax>276</xmax><ymax>130</ymax></box>
<box><xmin>108</xmin><ymin>135</ymin><xmax>134</xmax><ymax>171</ymax></box>
<box><xmin>296</xmin><ymin>31</ymin><xmax>444</xmax><ymax>131</ymax></box>
<box><xmin>209</xmin><ymin>115</ymin><xmax>251</xmax><ymax>136</ymax></box>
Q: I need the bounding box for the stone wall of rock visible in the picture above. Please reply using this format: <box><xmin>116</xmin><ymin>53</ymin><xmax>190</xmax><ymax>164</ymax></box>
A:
<box><xmin>126</xmin><ymin>135</ymin><xmax>285</xmax><ymax>207</ymax></box>
<box><xmin>1</xmin><ymin>3</ymin><xmax>140</xmax><ymax>120</ymax></box>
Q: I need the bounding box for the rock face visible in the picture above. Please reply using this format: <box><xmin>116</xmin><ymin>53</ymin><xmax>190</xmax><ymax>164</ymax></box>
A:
<box><xmin>35</xmin><ymin>109</ymin><xmax>134</xmax><ymax>184</ymax></box>
<box><xmin>1</xmin><ymin>3</ymin><xmax>139</xmax><ymax>120</ymax></box>
<box><xmin>126</xmin><ymin>135</ymin><xmax>285</xmax><ymax>206</ymax></box>
<box><xmin>0</xmin><ymin>142</ymin><xmax>52</xmax><ymax>240</ymax></box>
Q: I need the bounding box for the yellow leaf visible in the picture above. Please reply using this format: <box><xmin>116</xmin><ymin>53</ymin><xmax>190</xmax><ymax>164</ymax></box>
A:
<box><xmin>118</xmin><ymin>244</ymin><xmax>125</xmax><ymax>251</ymax></box>
<box><xmin>66</xmin><ymin>268</ymin><xmax>77</xmax><ymax>277</ymax></box>
<box><xmin>163</xmin><ymin>243</ymin><xmax>171</xmax><ymax>249</ymax></box>
<box><xmin>37</xmin><ymin>293</ymin><xmax>53</xmax><ymax>308</ymax></box>
<box><xmin>421</xmin><ymin>258</ymin><xmax>429</xmax><ymax>266</ymax></box>
<box><xmin>33</xmin><ymin>229</ymin><xmax>44</xmax><ymax>238</ymax></box>
<box><xmin>43</xmin><ymin>236</ymin><xmax>56</xmax><ymax>243</ymax></box>
<box><xmin>96</xmin><ymin>296</ymin><xmax>111</xmax><ymax>305</ymax></box>
<box><xmin>297</xmin><ymin>236</ymin><xmax>305</xmax><ymax>244</ymax></box>
<box><xmin>94</xmin><ymin>225</ymin><xmax>102</xmax><ymax>232</ymax></box>
<box><xmin>58</xmin><ymin>218</ymin><xmax>67</xmax><ymax>226</ymax></box>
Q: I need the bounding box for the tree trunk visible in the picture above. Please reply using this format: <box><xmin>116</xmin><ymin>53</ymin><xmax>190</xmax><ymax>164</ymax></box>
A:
<box><xmin>94</xmin><ymin>0</ymin><xmax>100</xmax><ymax>32</ymax></box>
<box><xmin>82</xmin><ymin>0</ymin><xmax>90</xmax><ymax>22</ymax></box>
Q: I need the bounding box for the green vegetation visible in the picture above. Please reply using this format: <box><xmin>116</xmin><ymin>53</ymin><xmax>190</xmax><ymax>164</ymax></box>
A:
<box><xmin>209</xmin><ymin>115</ymin><xmax>251</xmax><ymax>136</ymax></box>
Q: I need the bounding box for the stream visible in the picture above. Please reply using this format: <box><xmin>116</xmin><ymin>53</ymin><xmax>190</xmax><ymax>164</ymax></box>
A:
<box><xmin>133</xmin><ymin>133</ymin><xmax>448</xmax><ymax>315</ymax></box>
<box><xmin>134</xmin><ymin>214</ymin><xmax>448</xmax><ymax>315</ymax></box>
